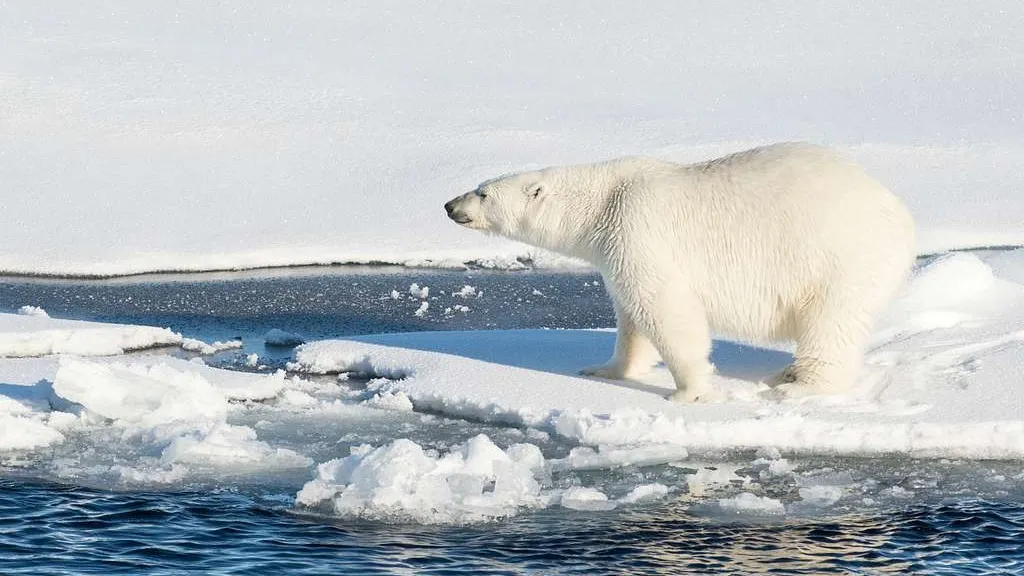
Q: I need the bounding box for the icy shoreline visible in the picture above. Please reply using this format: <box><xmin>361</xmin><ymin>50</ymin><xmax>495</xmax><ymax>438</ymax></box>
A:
<box><xmin>0</xmin><ymin>252</ymin><xmax>591</xmax><ymax>280</ymax></box>
<box><xmin>0</xmin><ymin>246</ymin><xmax>1022</xmax><ymax>281</ymax></box>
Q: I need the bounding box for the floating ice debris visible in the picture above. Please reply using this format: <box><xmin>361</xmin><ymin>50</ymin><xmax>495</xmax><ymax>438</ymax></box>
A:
<box><xmin>716</xmin><ymin>492</ymin><xmax>786</xmax><ymax>516</ymax></box>
<box><xmin>295</xmin><ymin>435</ymin><xmax>547</xmax><ymax>524</ymax></box>
<box><xmin>619</xmin><ymin>483</ymin><xmax>670</xmax><ymax>504</ymax></box>
<box><xmin>264</xmin><ymin>329</ymin><xmax>305</xmax><ymax>347</ymax></box>
<box><xmin>16</xmin><ymin>306</ymin><xmax>48</xmax><ymax>318</ymax></box>
<box><xmin>181</xmin><ymin>338</ymin><xmax>243</xmax><ymax>355</ymax></box>
<box><xmin>560</xmin><ymin>487</ymin><xmax>616</xmax><ymax>511</ymax></box>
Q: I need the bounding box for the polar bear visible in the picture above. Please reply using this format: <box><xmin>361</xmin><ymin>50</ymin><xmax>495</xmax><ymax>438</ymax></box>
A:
<box><xmin>444</xmin><ymin>143</ymin><xmax>916</xmax><ymax>401</ymax></box>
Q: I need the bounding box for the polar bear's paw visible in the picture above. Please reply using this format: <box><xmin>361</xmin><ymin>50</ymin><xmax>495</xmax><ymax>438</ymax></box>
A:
<box><xmin>771</xmin><ymin>381</ymin><xmax>846</xmax><ymax>401</ymax></box>
<box><xmin>668</xmin><ymin>387</ymin><xmax>720</xmax><ymax>403</ymax></box>
<box><xmin>766</xmin><ymin>364</ymin><xmax>797</xmax><ymax>387</ymax></box>
<box><xmin>580</xmin><ymin>362</ymin><xmax>630</xmax><ymax>380</ymax></box>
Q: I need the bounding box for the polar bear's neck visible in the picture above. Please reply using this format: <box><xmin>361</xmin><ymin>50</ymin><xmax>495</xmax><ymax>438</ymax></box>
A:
<box><xmin>519</xmin><ymin>158</ymin><xmax>664</xmax><ymax>266</ymax></box>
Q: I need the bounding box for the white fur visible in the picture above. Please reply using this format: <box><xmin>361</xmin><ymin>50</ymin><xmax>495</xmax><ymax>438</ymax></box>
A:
<box><xmin>445</xmin><ymin>143</ymin><xmax>916</xmax><ymax>401</ymax></box>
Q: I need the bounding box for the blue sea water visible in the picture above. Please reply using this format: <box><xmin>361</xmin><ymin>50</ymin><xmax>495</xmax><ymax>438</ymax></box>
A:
<box><xmin>2</xmin><ymin>478</ymin><xmax>1022</xmax><ymax>575</ymax></box>
<box><xmin>1</xmin><ymin>267</ymin><xmax>1023</xmax><ymax>575</ymax></box>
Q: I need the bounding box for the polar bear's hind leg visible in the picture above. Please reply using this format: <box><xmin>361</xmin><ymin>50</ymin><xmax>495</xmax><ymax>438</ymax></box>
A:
<box><xmin>785</xmin><ymin>293</ymin><xmax>875</xmax><ymax>396</ymax></box>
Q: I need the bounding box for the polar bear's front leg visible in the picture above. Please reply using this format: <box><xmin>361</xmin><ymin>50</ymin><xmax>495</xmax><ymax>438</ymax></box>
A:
<box><xmin>639</xmin><ymin>286</ymin><xmax>715</xmax><ymax>402</ymax></box>
<box><xmin>580</xmin><ymin>300</ymin><xmax>660</xmax><ymax>380</ymax></box>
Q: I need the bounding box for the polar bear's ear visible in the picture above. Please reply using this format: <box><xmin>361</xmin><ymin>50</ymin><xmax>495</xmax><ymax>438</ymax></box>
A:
<box><xmin>526</xmin><ymin>183</ymin><xmax>544</xmax><ymax>199</ymax></box>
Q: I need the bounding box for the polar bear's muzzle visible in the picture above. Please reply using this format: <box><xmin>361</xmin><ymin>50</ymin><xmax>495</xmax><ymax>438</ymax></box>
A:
<box><xmin>444</xmin><ymin>193</ymin><xmax>477</xmax><ymax>227</ymax></box>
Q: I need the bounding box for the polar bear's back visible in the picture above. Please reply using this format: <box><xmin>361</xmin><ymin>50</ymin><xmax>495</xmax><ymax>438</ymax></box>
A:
<box><xmin>683</xmin><ymin>143</ymin><xmax>912</xmax><ymax>254</ymax></box>
<box><xmin>617</xmin><ymin>143</ymin><xmax>916</xmax><ymax>341</ymax></box>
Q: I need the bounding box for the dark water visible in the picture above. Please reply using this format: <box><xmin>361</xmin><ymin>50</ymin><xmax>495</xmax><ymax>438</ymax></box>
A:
<box><xmin>0</xmin><ymin>267</ymin><xmax>611</xmax><ymax>352</ymax></box>
<box><xmin>1</xmin><ymin>267</ymin><xmax>1023</xmax><ymax>575</ymax></box>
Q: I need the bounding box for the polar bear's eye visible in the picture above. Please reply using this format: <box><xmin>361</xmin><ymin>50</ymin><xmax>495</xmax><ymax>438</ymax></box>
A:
<box><xmin>476</xmin><ymin>190</ymin><xmax>488</xmax><ymax>199</ymax></box>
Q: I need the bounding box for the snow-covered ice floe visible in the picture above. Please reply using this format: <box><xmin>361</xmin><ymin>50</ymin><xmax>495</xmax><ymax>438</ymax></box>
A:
<box><xmin>0</xmin><ymin>313</ymin><xmax>298</xmax><ymax>473</ymax></box>
<box><xmin>0</xmin><ymin>353</ymin><xmax>301</xmax><ymax>469</ymax></box>
<box><xmin>0</xmin><ymin>313</ymin><xmax>182</xmax><ymax>358</ymax></box>
<box><xmin>292</xmin><ymin>250</ymin><xmax>1024</xmax><ymax>460</ymax></box>
<box><xmin>296</xmin><ymin>434</ymin><xmax>550</xmax><ymax>524</ymax></box>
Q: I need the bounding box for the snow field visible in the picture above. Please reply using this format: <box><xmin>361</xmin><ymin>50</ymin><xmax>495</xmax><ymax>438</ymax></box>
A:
<box><xmin>2</xmin><ymin>2</ymin><xmax>1023</xmax><ymax>276</ymax></box>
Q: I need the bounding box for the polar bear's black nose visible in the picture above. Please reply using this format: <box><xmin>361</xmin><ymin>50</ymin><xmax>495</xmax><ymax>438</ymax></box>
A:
<box><xmin>444</xmin><ymin>199</ymin><xmax>457</xmax><ymax>217</ymax></box>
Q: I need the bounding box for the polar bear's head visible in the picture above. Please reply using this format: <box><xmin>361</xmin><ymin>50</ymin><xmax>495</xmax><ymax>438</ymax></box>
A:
<box><xmin>444</xmin><ymin>169</ymin><xmax>565</xmax><ymax>248</ymax></box>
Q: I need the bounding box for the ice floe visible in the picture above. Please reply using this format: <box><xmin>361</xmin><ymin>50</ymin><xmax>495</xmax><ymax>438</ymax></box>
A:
<box><xmin>0</xmin><ymin>314</ymin><xmax>182</xmax><ymax>358</ymax></box>
<box><xmin>291</xmin><ymin>250</ymin><xmax>1024</xmax><ymax>459</ymax></box>
<box><xmin>295</xmin><ymin>435</ymin><xmax>548</xmax><ymax>524</ymax></box>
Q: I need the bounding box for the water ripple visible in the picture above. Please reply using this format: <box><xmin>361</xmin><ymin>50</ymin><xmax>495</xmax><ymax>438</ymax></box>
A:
<box><xmin>2</xmin><ymin>479</ymin><xmax>1022</xmax><ymax>574</ymax></box>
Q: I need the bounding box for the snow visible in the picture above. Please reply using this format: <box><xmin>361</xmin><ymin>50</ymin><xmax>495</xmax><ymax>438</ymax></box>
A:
<box><xmin>408</xmin><ymin>284</ymin><xmax>429</xmax><ymax>299</ymax></box>
<box><xmin>0</xmin><ymin>410</ymin><xmax>65</xmax><ymax>451</ymax></box>
<box><xmin>0</xmin><ymin>313</ymin><xmax>182</xmax><ymax>357</ymax></box>
<box><xmin>2</xmin><ymin>252</ymin><xmax>1024</xmax><ymax>527</ymax></box>
<box><xmin>1</xmin><ymin>2</ymin><xmax>1023</xmax><ymax>277</ymax></box>
<box><xmin>291</xmin><ymin>250</ymin><xmax>1024</xmax><ymax>459</ymax></box>
<box><xmin>52</xmin><ymin>357</ymin><xmax>228</xmax><ymax>424</ymax></box>
<box><xmin>361</xmin><ymin>390</ymin><xmax>414</xmax><ymax>412</ymax></box>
